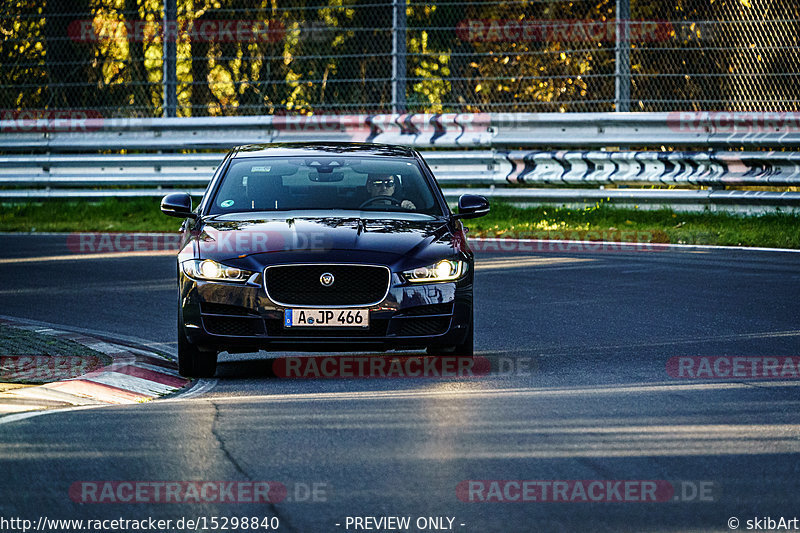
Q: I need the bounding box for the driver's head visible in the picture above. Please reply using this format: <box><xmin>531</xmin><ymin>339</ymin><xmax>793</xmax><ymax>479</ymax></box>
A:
<box><xmin>366</xmin><ymin>173</ymin><xmax>395</xmax><ymax>197</ymax></box>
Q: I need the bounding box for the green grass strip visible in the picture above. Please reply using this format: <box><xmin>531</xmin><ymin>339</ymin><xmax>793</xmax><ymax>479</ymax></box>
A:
<box><xmin>1</xmin><ymin>198</ymin><xmax>798</xmax><ymax>249</ymax></box>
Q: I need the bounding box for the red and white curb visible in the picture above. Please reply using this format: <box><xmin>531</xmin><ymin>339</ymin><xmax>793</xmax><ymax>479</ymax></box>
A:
<box><xmin>0</xmin><ymin>318</ymin><xmax>190</xmax><ymax>414</ymax></box>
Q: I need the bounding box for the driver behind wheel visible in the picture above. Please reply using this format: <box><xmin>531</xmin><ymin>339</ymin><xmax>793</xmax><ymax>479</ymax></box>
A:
<box><xmin>365</xmin><ymin>173</ymin><xmax>416</xmax><ymax>210</ymax></box>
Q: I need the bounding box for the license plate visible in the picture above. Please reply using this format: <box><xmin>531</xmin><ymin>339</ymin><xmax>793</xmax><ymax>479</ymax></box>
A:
<box><xmin>284</xmin><ymin>309</ymin><xmax>370</xmax><ymax>328</ymax></box>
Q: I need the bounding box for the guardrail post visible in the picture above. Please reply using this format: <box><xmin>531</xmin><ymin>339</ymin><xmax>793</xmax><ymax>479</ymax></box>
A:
<box><xmin>615</xmin><ymin>0</ymin><xmax>631</xmax><ymax>112</ymax></box>
<box><xmin>392</xmin><ymin>0</ymin><xmax>407</xmax><ymax>114</ymax></box>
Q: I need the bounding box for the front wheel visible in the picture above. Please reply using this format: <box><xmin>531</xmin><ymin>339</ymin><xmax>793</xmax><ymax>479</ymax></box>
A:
<box><xmin>452</xmin><ymin>319</ymin><xmax>474</xmax><ymax>357</ymax></box>
<box><xmin>426</xmin><ymin>315</ymin><xmax>474</xmax><ymax>357</ymax></box>
<box><xmin>178</xmin><ymin>319</ymin><xmax>218</xmax><ymax>378</ymax></box>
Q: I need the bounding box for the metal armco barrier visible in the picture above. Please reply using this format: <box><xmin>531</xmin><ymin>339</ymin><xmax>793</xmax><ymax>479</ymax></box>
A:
<box><xmin>3</xmin><ymin>150</ymin><xmax>800</xmax><ymax>188</ymax></box>
<box><xmin>2</xmin><ymin>112</ymin><xmax>800</xmax><ymax>210</ymax></box>
<box><xmin>496</xmin><ymin>151</ymin><xmax>800</xmax><ymax>186</ymax></box>
<box><xmin>4</xmin><ymin>112</ymin><xmax>800</xmax><ymax>150</ymax></box>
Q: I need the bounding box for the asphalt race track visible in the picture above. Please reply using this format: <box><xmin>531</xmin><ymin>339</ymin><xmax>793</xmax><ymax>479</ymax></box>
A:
<box><xmin>1</xmin><ymin>234</ymin><xmax>799</xmax><ymax>532</ymax></box>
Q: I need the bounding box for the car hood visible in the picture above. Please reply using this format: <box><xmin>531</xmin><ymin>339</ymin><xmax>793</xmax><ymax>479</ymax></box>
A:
<box><xmin>181</xmin><ymin>212</ymin><xmax>462</xmax><ymax>268</ymax></box>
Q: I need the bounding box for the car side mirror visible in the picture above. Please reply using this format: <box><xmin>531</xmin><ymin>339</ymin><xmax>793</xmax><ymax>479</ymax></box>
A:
<box><xmin>161</xmin><ymin>193</ymin><xmax>197</xmax><ymax>219</ymax></box>
<box><xmin>453</xmin><ymin>194</ymin><xmax>490</xmax><ymax>219</ymax></box>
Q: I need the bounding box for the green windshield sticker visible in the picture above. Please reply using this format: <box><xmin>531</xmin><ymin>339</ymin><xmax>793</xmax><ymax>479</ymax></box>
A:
<box><xmin>220</xmin><ymin>199</ymin><xmax>235</xmax><ymax>207</ymax></box>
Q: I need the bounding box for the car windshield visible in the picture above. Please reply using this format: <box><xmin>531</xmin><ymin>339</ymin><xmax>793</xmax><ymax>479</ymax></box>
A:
<box><xmin>208</xmin><ymin>156</ymin><xmax>443</xmax><ymax>216</ymax></box>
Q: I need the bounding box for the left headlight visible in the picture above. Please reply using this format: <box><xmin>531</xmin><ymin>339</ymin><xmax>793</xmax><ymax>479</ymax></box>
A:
<box><xmin>402</xmin><ymin>259</ymin><xmax>465</xmax><ymax>283</ymax></box>
<box><xmin>181</xmin><ymin>259</ymin><xmax>254</xmax><ymax>282</ymax></box>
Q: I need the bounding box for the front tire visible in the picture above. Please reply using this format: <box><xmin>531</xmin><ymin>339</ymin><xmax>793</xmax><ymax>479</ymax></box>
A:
<box><xmin>452</xmin><ymin>319</ymin><xmax>474</xmax><ymax>357</ymax></box>
<box><xmin>178</xmin><ymin>319</ymin><xmax>218</xmax><ymax>378</ymax></box>
<box><xmin>426</xmin><ymin>314</ymin><xmax>474</xmax><ymax>357</ymax></box>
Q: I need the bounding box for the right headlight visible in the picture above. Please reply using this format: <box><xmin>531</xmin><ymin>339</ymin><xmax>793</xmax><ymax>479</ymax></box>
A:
<box><xmin>402</xmin><ymin>259</ymin><xmax>465</xmax><ymax>283</ymax></box>
<box><xmin>181</xmin><ymin>259</ymin><xmax>253</xmax><ymax>282</ymax></box>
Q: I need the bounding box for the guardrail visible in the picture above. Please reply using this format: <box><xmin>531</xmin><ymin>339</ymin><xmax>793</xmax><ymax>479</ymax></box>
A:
<box><xmin>4</xmin><ymin>112</ymin><xmax>800</xmax><ymax>150</ymax></box>
<box><xmin>2</xmin><ymin>112</ymin><xmax>800</xmax><ymax>211</ymax></box>
<box><xmin>2</xmin><ymin>150</ymin><xmax>800</xmax><ymax>188</ymax></box>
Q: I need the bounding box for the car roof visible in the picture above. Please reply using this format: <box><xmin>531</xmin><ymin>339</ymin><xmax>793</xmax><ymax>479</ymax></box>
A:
<box><xmin>231</xmin><ymin>142</ymin><xmax>418</xmax><ymax>159</ymax></box>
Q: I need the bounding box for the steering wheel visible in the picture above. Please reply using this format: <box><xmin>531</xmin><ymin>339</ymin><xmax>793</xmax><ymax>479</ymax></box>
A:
<box><xmin>359</xmin><ymin>195</ymin><xmax>402</xmax><ymax>209</ymax></box>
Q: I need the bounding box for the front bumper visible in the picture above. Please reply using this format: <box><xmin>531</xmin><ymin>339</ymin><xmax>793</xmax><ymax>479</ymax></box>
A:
<box><xmin>180</xmin><ymin>272</ymin><xmax>472</xmax><ymax>352</ymax></box>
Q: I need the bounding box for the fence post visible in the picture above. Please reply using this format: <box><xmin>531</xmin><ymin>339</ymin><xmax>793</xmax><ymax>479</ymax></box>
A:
<box><xmin>615</xmin><ymin>0</ymin><xmax>631</xmax><ymax>112</ymax></box>
<box><xmin>163</xmin><ymin>0</ymin><xmax>178</xmax><ymax>117</ymax></box>
<box><xmin>392</xmin><ymin>0</ymin><xmax>407</xmax><ymax>114</ymax></box>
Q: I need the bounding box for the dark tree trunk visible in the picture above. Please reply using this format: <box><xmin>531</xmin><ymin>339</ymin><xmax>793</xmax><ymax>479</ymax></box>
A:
<box><xmin>44</xmin><ymin>0</ymin><xmax>99</xmax><ymax>109</ymax></box>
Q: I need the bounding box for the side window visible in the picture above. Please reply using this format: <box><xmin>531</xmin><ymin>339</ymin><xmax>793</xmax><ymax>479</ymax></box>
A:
<box><xmin>396</xmin><ymin>171</ymin><xmax>435</xmax><ymax>211</ymax></box>
<box><xmin>213</xmin><ymin>165</ymin><xmax>248</xmax><ymax>211</ymax></box>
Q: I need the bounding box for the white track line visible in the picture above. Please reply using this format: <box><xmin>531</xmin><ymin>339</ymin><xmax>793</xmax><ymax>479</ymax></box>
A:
<box><xmin>175</xmin><ymin>378</ymin><xmax>219</xmax><ymax>399</ymax></box>
<box><xmin>472</xmin><ymin>238</ymin><xmax>800</xmax><ymax>254</ymax></box>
